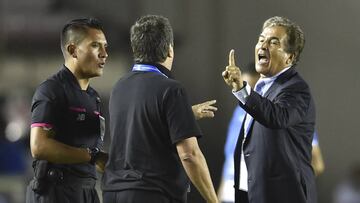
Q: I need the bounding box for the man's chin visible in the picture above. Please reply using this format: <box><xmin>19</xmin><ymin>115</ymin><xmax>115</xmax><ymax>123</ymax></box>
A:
<box><xmin>88</xmin><ymin>71</ymin><xmax>103</xmax><ymax>78</ymax></box>
<box><xmin>95</xmin><ymin>69</ymin><xmax>104</xmax><ymax>76</ymax></box>
<box><xmin>255</xmin><ymin>64</ymin><xmax>268</xmax><ymax>74</ymax></box>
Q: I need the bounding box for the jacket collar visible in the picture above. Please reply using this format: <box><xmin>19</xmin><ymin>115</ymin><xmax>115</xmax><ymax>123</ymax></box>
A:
<box><xmin>263</xmin><ymin>66</ymin><xmax>298</xmax><ymax>98</ymax></box>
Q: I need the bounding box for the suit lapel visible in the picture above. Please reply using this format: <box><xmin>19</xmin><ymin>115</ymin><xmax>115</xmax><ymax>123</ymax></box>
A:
<box><xmin>263</xmin><ymin>67</ymin><xmax>298</xmax><ymax>98</ymax></box>
<box><xmin>234</xmin><ymin>114</ymin><xmax>246</xmax><ymax>186</ymax></box>
<box><xmin>243</xmin><ymin>118</ymin><xmax>254</xmax><ymax>147</ymax></box>
<box><xmin>243</xmin><ymin>67</ymin><xmax>298</xmax><ymax>148</ymax></box>
<box><xmin>236</xmin><ymin>115</ymin><xmax>246</xmax><ymax>149</ymax></box>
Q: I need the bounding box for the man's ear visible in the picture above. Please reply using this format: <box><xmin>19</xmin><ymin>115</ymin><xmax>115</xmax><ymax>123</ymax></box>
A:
<box><xmin>168</xmin><ymin>44</ymin><xmax>174</xmax><ymax>58</ymax></box>
<box><xmin>67</xmin><ymin>44</ymin><xmax>77</xmax><ymax>58</ymax></box>
<box><xmin>286</xmin><ymin>53</ymin><xmax>296</xmax><ymax>65</ymax></box>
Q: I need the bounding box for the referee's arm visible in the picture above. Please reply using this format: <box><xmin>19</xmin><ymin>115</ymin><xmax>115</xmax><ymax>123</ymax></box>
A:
<box><xmin>30</xmin><ymin>127</ymin><xmax>91</xmax><ymax>164</ymax></box>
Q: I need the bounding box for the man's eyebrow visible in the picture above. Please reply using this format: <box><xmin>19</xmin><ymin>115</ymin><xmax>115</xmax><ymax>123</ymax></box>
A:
<box><xmin>91</xmin><ymin>40</ymin><xmax>107</xmax><ymax>44</ymax></box>
<box><xmin>269</xmin><ymin>37</ymin><xmax>280</xmax><ymax>41</ymax></box>
<box><xmin>258</xmin><ymin>36</ymin><xmax>280</xmax><ymax>42</ymax></box>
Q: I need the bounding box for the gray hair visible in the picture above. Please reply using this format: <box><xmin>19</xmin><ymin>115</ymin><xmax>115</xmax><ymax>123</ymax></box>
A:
<box><xmin>263</xmin><ymin>16</ymin><xmax>305</xmax><ymax>64</ymax></box>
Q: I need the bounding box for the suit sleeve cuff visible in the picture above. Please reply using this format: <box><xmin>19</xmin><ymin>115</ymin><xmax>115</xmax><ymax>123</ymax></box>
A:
<box><xmin>232</xmin><ymin>82</ymin><xmax>252</xmax><ymax>104</ymax></box>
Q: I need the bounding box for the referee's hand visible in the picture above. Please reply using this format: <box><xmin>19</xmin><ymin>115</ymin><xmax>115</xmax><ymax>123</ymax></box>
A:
<box><xmin>95</xmin><ymin>151</ymin><xmax>108</xmax><ymax>173</ymax></box>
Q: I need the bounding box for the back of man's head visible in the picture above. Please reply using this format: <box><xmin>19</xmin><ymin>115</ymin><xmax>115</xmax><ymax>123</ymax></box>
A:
<box><xmin>130</xmin><ymin>15</ymin><xmax>173</xmax><ymax>63</ymax></box>
<box><xmin>60</xmin><ymin>18</ymin><xmax>104</xmax><ymax>57</ymax></box>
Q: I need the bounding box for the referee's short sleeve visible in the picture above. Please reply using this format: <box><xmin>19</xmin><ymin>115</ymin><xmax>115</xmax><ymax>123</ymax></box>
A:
<box><xmin>31</xmin><ymin>80</ymin><xmax>60</xmax><ymax>129</ymax></box>
<box><xmin>163</xmin><ymin>85</ymin><xmax>202</xmax><ymax>144</ymax></box>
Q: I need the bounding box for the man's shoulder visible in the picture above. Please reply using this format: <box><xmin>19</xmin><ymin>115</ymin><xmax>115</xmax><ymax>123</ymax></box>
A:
<box><xmin>158</xmin><ymin>78</ymin><xmax>187</xmax><ymax>97</ymax></box>
<box><xmin>37</xmin><ymin>68</ymin><xmax>66</xmax><ymax>88</ymax></box>
<box><xmin>286</xmin><ymin>72</ymin><xmax>310</xmax><ymax>90</ymax></box>
<box><xmin>116</xmin><ymin>71</ymin><xmax>183</xmax><ymax>90</ymax></box>
<box><xmin>33</xmin><ymin>70</ymin><xmax>65</xmax><ymax>101</ymax></box>
<box><xmin>36</xmin><ymin>79</ymin><xmax>61</xmax><ymax>94</ymax></box>
<box><xmin>277</xmin><ymin>67</ymin><xmax>310</xmax><ymax>90</ymax></box>
<box><xmin>160</xmin><ymin>77</ymin><xmax>183</xmax><ymax>88</ymax></box>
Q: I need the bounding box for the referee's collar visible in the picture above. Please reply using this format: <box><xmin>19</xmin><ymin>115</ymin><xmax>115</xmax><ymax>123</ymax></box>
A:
<box><xmin>61</xmin><ymin>65</ymin><xmax>92</xmax><ymax>92</ymax></box>
<box><xmin>136</xmin><ymin>62</ymin><xmax>173</xmax><ymax>79</ymax></box>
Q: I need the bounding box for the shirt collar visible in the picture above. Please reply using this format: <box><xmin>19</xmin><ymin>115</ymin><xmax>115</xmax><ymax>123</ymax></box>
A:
<box><xmin>258</xmin><ymin>65</ymin><xmax>292</xmax><ymax>85</ymax></box>
<box><xmin>136</xmin><ymin>62</ymin><xmax>173</xmax><ymax>79</ymax></box>
<box><xmin>62</xmin><ymin>65</ymin><xmax>88</xmax><ymax>91</ymax></box>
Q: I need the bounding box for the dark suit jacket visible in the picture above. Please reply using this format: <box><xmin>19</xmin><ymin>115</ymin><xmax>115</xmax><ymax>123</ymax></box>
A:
<box><xmin>234</xmin><ymin>67</ymin><xmax>317</xmax><ymax>203</ymax></box>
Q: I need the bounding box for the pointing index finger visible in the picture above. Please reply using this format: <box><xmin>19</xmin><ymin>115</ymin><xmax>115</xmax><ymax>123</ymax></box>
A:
<box><xmin>204</xmin><ymin>100</ymin><xmax>217</xmax><ymax>105</ymax></box>
<box><xmin>229</xmin><ymin>49</ymin><xmax>236</xmax><ymax>66</ymax></box>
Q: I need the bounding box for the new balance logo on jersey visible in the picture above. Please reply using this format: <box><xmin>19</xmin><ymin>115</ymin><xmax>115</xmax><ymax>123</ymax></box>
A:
<box><xmin>76</xmin><ymin>113</ymin><xmax>85</xmax><ymax>121</ymax></box>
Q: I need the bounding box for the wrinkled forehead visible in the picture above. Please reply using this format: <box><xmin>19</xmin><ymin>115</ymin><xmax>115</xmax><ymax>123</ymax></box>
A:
<box><xmin>260</xmin><ymin>26</ymin><xmax>288</xmax><ymax>40</ymax></box>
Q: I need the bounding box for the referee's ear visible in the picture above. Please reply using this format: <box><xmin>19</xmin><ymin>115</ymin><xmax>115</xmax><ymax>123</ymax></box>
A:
<box><xmin>67</xmin><ymin>43</ymin><xmax>77</xmax><ymax>58</ymax></box>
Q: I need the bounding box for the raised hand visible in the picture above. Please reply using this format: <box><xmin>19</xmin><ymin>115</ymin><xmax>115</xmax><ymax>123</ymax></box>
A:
<box><xmin>192</xmin><ymin>100</ymin><xmax>218</xmax><ymax>120</ymax></box>
<box><xmin>222</xmin><ymin>49</ymin><xmax>243</xmax><ymax>92</ymax></box>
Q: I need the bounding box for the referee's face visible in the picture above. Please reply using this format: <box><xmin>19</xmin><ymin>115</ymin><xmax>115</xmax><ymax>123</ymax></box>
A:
<box><xmin>75</xmin><ymin>28</ymin><xmax>108</xmax><ymax>78</ymax></box>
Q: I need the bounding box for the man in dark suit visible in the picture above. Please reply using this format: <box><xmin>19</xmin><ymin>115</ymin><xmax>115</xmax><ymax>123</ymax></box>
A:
<box><xmin>222</xmin><ymin>16</ymin><xmax>317</xmax><ymax>203</ymax></box>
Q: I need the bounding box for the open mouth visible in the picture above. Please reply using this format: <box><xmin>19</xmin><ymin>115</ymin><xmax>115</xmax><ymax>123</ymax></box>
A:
<box><xmin>98</xmin><ymin>62</ymin><xmax>105</xmax><ymax>68</ymax></box>
<box><xmin>258</xmin><ymin>50</ymin><xmax>269</xmax><ymax>65</ymax></box>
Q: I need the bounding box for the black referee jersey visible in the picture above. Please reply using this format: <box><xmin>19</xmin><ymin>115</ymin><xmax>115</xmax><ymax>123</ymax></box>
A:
<box><xmin>26</xmin><ymin>65</ymin><xmax>104</xmax><ymax>203</ymax></box>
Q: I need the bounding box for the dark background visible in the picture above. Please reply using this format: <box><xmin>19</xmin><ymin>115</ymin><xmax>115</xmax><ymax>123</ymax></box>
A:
<box><xmin>0</xmin><ymin>0</ymin><xmax>359</xmax><ymax>202</ymax></box>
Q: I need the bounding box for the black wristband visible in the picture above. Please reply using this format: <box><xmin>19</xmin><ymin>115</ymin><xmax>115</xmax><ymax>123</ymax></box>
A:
<box><xmin>241</xmin><ymin>81</ymin><xmax>247</xmax><ymax>90</ymax></box>
<box><xmin>232</xmin><ymin>81</ymin><xmax>247</xmax><ymax>93</ymax></box>
<box><xmin>87</xmin><ymin>147</ymin><xmax>100</xmax><ymax>164</ymax></box>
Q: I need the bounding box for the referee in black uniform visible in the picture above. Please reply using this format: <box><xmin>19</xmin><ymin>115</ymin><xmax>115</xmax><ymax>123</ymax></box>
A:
<box><xmin>26</xmin><ymin>18</ymin><xmax>108</xmax><ymax>203</ymax></box>
<box><xmin>102</xmin><ymin>15</ymin><xmax>218</xmax><ymax>203</ymax></box>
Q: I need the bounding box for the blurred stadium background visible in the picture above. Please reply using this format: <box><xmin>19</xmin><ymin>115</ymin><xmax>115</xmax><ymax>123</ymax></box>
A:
<box><xmin>0</xmin><ymin>0</ymin><xmax>360</xmax><ymax>202</ymax></box>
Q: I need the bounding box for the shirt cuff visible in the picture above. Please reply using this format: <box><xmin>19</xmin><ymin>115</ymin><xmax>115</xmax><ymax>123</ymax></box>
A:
<box><xmin>232</xmin><ymin>82</ymin><xmax>252</xmax><ymax>104</ymax></box>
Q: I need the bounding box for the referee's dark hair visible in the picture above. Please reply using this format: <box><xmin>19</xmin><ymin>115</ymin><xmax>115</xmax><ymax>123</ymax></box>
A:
<box><xmin>60</xmin><ymin>18</ymin><xmax>104</xmax><ymax>56</ymax></box>
<box><xmin>130</xmin><ymin>15</ymin><xmax>174</xmax><ymax>63</ymax></box>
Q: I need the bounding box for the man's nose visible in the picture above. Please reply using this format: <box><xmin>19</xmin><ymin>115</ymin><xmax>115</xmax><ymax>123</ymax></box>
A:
<box><xmin>260</xmin><ymin>40</ymin><xmax>269</xmax><ymax>49</ymax></box>
<box><xmin>99</xmin><ymin>47</ymin><xmax>108</xmax><ymax>58</ymax></box>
